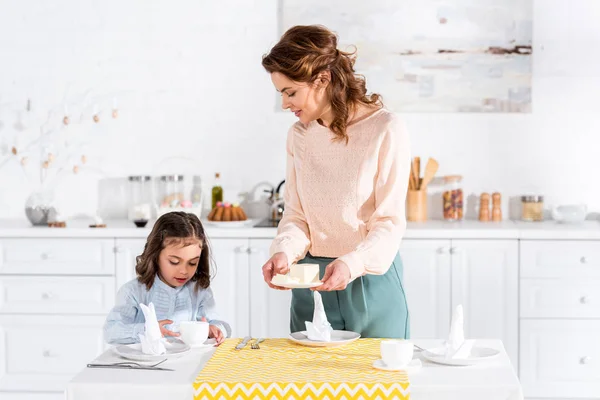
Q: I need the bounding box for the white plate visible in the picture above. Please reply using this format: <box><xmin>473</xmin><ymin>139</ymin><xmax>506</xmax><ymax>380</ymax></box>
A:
<box><xmin>188</xmin><ymin>338</ymin><xmax>217</xmax><ymax>349</ymax></box>
<box><xmin>421</xmin><ymin>346</ymin><xmax>500</xmax><ymax>366</ymax></box>
<box><xmin>204</xmin><ymin>219</ymin><xmax>254</xmax><ymax>228</ymax></box>
<box><xmin>289</xmin><ymin>330</ymin><xmax>361</xmax><ymax>347</ymax></box>
<box><xmin>273</xmin><ymin>281</ymin><xmax>323</xmax><ymax>289</ymax></box>
<box><xmin>113</xmin><ymin>341</ymin><xmax>191</xmax><ymax>362</ymax></box>
<box><xmin>373</xmin><ymin>358</ymin><xmax>422</xmax><ymax>373</ymax></box>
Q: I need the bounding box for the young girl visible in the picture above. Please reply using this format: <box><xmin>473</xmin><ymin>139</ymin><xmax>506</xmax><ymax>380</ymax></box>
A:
<box><xmin>104</xmin><ymin>212</ymin><xmax>230</xmax><ymax>345</ymax></box>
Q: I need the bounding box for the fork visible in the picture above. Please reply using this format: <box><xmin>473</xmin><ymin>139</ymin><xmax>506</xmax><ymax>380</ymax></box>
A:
<box><xmin>88</xmin><ymin>358</ymin><xmax>167</xmax><ymax>368</ymax></box>
<box><xmin>251</xmin><ymin>338</ymin><xmax>265</xmax><ymax>349</ymax></box>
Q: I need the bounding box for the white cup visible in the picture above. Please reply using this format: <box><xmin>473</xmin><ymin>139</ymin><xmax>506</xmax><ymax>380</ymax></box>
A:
<box><xmin>179</xmin><ymin>321</ymin><xmax>209</xmax><ymax>346</ymax></box>
<box><xmin>381</xmin><ymin>339</ymin><xmax>414</xmax><ymax>367</ymax></box>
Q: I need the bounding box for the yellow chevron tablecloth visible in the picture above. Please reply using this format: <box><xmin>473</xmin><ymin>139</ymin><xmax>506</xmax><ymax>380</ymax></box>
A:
<box><xmin>193</xmin><ymin>338</ymin><xmax>410</xmax><ymax>399</ymax></box>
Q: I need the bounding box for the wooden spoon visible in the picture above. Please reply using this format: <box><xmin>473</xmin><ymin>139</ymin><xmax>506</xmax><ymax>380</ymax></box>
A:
<box><xmin>412</xmin><ymin>157</ymin><xmax>421</xmax><ymax>190</ymax></box>
<box><xmin>420</xmin><ymin>158</ymin><xmax>439</xmax><ymax>190</ymax></box>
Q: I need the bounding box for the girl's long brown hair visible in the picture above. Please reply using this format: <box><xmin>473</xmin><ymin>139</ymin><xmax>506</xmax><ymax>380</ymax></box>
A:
<box><xmin>135</xmin><ymin>212</ymin><xmax>212</xmax><ymax>292</ymax></box>
<box><xmin>262</xmin><ymin>24</ymin><xmax>382</xmax><ymax>142</ymax></box>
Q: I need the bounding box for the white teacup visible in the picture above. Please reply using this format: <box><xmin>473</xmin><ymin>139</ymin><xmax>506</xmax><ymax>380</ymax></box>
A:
<box><xmin>179</xmin><ymin>321</ymin><xmax>209</xmax><ymax>346</ymax></box>
<box><xmin>381</xmin><ymin>339</ymin><xmax>414</xmax><ymax>367</ymax></box>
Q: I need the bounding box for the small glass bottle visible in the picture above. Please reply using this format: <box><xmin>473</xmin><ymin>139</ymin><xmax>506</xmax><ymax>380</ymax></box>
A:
<box><xmin>211</xmin><ymin>173</ymin><xmax>223</xmax><ymax>209</ymax></box>
<box><xmin>521</xmin><ymin>195</ymin><xmax>544</xmax><ymax>222</ymax></box>
<box><xmin>442</xmin><ymin>175</ymin><xmax>464</xmax><ymax>221</ymax></box>
<box><xmin>127</xmin><ymin>176</ymin><xmax>152</xmax><ymax>227</ymax></box>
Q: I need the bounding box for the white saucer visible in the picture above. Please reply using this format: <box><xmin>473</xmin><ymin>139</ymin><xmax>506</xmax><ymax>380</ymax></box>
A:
<box><xmin>289</xmin><ymin>330</ymin><xmax>360</xmax><ymax>347</ymax></box>
<box><xmin>273</xmin><ymin>281</ymin><xmax>323</xmax><ymax>289</ymax></box>
<box><xmin>113</xmin><ymin>340</ymin><xmax>190</xmax><ymax>362</ymax></box>
<box><xmin>373</xmin><ymin>358</ymin><xmax>422</xmax><ymax>373</ymax></box>
<box><xmin>421</xmin><ymin>346</ymin><xmax>500</xmax><ymax>366</ymax></box>
<box><xmin>188</xmin><ymin>338</ymin><xmax>217</xmax><ymax>349</ymax></box>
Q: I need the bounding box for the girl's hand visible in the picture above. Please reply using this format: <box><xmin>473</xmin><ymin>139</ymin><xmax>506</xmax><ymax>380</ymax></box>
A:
<box><xmin>262</xmin><ymin>252</ymin><xmax>290</xmax><ymax>290</ymax></box>
<box><xmin>201</xmin><ymin>317</ymin><xmax>224</xmax><ymax>345</ymax></box>
<box><xmin>158</xmin><ymin>319</ymin><xmax>180</xmax><ymax>337</ymax></box>
<box><xmin>314</xmin><ymin>259</ymin><xmax>351</xmax><ymax>291</ymax></box>
<box><xmin>209</xmin><ymin>325</ymin><xmax>224</xmax><ymax>345</ymax></box>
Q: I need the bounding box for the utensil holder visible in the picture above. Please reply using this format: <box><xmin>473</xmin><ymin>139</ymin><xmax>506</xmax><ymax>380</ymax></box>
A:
<box><xmin>407</xmin><ymin>190</ymin><xmax>427</xmax><ymax>222</ymax></box>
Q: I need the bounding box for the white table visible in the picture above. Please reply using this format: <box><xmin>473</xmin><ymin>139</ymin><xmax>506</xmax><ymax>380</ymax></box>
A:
<box><xmin>66</xmin><ymin>339</ymin><xmax>523</xmax><ymax>400</ymax></box>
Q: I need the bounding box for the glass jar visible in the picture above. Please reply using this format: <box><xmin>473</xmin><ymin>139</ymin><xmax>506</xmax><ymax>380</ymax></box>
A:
<box><xmin>158</xmin><ymin>175</ymin><xmax>185</xmax><ymax>208</ymax></box>
<box><xmin>190</xmin><ymin>175</ymin><xmax>203</xmax><ymax>208</ymax></box>
<box><xmin>127</xmin><ymin>176</ymin><xmax>152</xmax><ymax>224</ymax></box>
<box><xmin>442</xmin><ymin>175</ymin><xmax>464</xmax><ymax>221</ymax></box>
<box><xmin>521</xmin><ymin>195</ymin><xmax>544</xmax><ymax>222</ymax></box>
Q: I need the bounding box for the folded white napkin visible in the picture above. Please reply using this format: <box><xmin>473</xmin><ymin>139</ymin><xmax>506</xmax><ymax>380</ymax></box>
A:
<box><xmin>444</xmin><ymin>304</ymin><xmax>474</xmax><ymax>359</ymax></box>
<box><xmin>138</xmin><ymin>302</ymin><xmax>167</xmax><ymax>355</ymax></box>
<box><xmin>305</xmin><ymin>291</ymin><xmax>333</xmax><ymax>341</ymax></box>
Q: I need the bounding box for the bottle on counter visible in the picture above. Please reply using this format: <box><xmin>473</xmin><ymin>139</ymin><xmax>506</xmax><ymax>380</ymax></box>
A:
<box><xmin>211</xmin><ymin>173</ymin><xmax>223</xmax><ymax>209</ymax></box>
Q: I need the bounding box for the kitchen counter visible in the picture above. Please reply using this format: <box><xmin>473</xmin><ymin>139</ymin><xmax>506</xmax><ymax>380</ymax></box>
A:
<box><xmin>0</xmin><ymin>218</ymin><xmax>598</xmax><ymax>239</ymax></box>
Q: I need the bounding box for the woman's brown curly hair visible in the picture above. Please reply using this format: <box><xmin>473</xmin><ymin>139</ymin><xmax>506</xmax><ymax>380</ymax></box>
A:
<box><xmin>135</xmin><ymin>212</ymin><xmax>212</xmax><ymax>292</ymax></box>
<box><xmin>262</xmin><ymin>24</ymin><xmax>382</xmax><ymax>142</ymax></box>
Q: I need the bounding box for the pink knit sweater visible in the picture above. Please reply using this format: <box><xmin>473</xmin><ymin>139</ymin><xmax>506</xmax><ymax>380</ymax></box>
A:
<box><xmin>269</xmin><ymin>108</ymin><xmax>411</xmax><ymax>281</ymax></box>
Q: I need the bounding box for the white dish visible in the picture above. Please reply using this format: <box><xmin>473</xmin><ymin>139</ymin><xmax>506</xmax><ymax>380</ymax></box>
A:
<box><xmin>274</xmin><ymin>281</ymin><xmax>323</xmax><ymax>289</ymax></box>
<box><xmin>113</xmin><ymin>341</ymin><xmax>190</xmax><ymax>361</ymax></box>
<box><xmin>204</xmin><ymin>219</ymin><xmax>254</xmax><ymax>228</ymax></box>
<box><xmin>421</xmin><ymin>346</ymin><xmax>500</xmax><ymax>366</ymax></box>
<box><xmin>372</xmin><ymin>358</ymin><xmax>422</xmax><ymax>373</ymax></box>
<box><xmin>189</xmin><ymin>338</ymin><xmax>217</xmax><ymax>349</ymax></box>
<box><xmin>289</xmin><ymin>330</ymin><xmax>360</xmax><ymax>347</ymax></box>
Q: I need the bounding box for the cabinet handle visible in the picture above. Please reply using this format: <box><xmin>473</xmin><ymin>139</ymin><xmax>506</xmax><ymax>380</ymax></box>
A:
<box><xmin>449</xmin><ymin>246</ymin><xmax>458</xmax><ymax>254</ymax></box>
<box><xmin>235</xmin><ymin>246</ymin><xmax>249</xmax><ymax>253</ymax></box>
<box><xmin>114</xmin><ymin>246</ymin><xmax>123</xmax><ymax>254</ymax></box>
<box><xmin>41</xmin><ymin>292</ymin><xmax>55</xmax><ymax>300</ymax></box>
<box><xmin>580</xmin><ymin>356</ymin><xmax>592</xmax><ymax>365</ymax></box>
<box><xmin>580</xmin><ymin>256</ymin><xmax>588</xmax><ymax>264</ymax></box>
<box><xmin>40</xmin><ymin>252</ymin><xmax>53</xmax><ymax>260</ymax></box>
<box><xmin>247</xmin><ymin>247</ymin><xmax>259</xmax><ymax>254</ymax></box>
<box><xmin>437</xmin><ymin>246</ymin><xmax>450</xmax><ymax>254</ymax></box>
<box><xmin>43</xmin><ymin>350</ymin><xmax>58</xmax><ymax>358</ymax></box>
<box><xmin>580</xmin><ymin>296</ymin><xmax>591</xmax><ymax>305</ymax></box>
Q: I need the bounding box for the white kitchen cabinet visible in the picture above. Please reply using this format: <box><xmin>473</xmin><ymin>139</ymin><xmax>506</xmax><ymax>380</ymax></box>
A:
<box><xmin>451</xmin><ymin>240</ymin><xmax>519</xmax><ymax>369</ymax></box>
<box><xmin>248</xmin><ymin>239</ymin><xmax>292</xmax><ymax>338</ymax></box>
<box><xmin>401</xmin><ymin>239</ymin><xmax>451</xmax><ymax>340</ymax></box>
<box><xmin>520</xmin><ymin>320</ymin><xmax>600</xmax><ymax>399</ymax></box>
<box><xmin>208</xmin><ymin>238</ymin><xmax>251</xmax><ymax>338</ymax></box>
<box><xmin>401</xmin><ymin>239</ymin><xmax>518</xmax><ymax>369</ymax></box>
<box><xmin>0</xmin><ymin>315</ymin><xmax>108</xmax><ymax>392</ymax></box>
<box><xmin>114</xmin><ymin>239</ymin><xmax>146</xmax><ymax>291</ymax></box>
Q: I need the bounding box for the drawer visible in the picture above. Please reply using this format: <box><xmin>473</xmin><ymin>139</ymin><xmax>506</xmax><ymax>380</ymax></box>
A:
<box><xmin>0</xmin><ymin>276</ymin><xmax>115</xmax><ymax>315</ymax></box>
<box><xmin>0</xmin><ymin>394</ymin><xmax>65</xmax><ymax>400</ymax></box>
<box><xmin>521</xmin><ymin>278</ymin><xmax>600</xmax><ymax>319</ymax></box>
<box><xmin>521</xmin><ymin>241</ymin><xmax>600</xmax><ymax>278</ymax></box>
<box><xmin>520</xmin><ymin>319</ymin><xmax>600</xmax><ymax>399</ymax></box>
<box><xmin>0</xmin><ymin>315</ymin><xmax>108</xmax><ymax>392</ymax></box>
<box><xmin>0</xmin><ymin>239</ymin><xmax>115</xmax><ymax>275</ymax></box>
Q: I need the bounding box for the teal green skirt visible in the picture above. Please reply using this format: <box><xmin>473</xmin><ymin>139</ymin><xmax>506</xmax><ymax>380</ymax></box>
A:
<box><xmin>290</xmin><ymin>253</ymin><xmax>410</xmax><ymax>339</ymax></box>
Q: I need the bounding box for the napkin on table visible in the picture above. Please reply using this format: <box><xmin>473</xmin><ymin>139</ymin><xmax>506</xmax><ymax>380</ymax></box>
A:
<box><xmin>305</xmin><ymin>291</ymin><xmax>333</xmax><ymax>341</ymax></box>
<box><xmin>444</xmin><ymin>304</ymin><xmax>475</xmax><ymax>359</ymax></box>
<box><xmin>139</xmin><ymin>302</ymin><xmax>167</xmax><ymax>355</ymax></box>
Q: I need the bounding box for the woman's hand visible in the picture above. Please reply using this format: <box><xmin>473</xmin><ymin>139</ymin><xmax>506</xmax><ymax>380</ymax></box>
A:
<box><xmin>314</xmin><ymin>259</ymin><xmax>351</xmax><ymax>291</ymax></box>
<box><xmin>158</xmin><ymin>319</ymin><xmax>180</xmax><ymax>337</ymax></box>
<box><xmin>262</xmin><ymin>252</ymin><xmax>290</xmax><ymax>290</ymax></box>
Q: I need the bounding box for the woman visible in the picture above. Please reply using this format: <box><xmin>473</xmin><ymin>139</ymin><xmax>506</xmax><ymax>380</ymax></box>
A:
<box><xmin>261</xmin><ymin>25</ymin><xmax>411</xmax><ymax>338</ymax></box>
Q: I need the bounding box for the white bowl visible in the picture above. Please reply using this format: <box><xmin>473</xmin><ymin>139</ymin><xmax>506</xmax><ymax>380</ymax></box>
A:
<box><xmin>552</xmin><ymin>204</ymin><xmax>587</xmax><ymax>223</ymax></box>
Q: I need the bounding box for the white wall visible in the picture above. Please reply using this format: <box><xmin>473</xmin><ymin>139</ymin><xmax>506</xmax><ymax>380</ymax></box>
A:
<box><xmin>0</xmin><ymin>0</ymin><xmax>598</xmax><ymax>220</ymax></box>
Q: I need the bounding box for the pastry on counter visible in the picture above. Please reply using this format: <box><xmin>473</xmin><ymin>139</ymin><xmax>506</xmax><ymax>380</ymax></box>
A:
<box><xmin>207</xmin><ymin>202</ymin><xmax>248</xmax><ymax>222</ymax></box>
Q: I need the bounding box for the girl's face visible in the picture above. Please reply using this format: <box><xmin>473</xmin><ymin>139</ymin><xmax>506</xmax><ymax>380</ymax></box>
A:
<box><xmin>157</xmin><ymin>239</ymin><xmax>201</xmax><ymax>288</ymax></box>
<box><xmin>271</xmin><ymin>71</ymin><xmax>330</xmax><ymax>125</ymax></box>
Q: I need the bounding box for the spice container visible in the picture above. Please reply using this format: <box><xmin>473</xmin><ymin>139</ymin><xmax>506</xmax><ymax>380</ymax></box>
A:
<box><xmin>442</xmin><ymin>175</ymin><xmax>463</xmax><ymax>221</ymax></box>
<box><xmin>127</xmin><ymin>176</ymin><xmax>152</xmax><ymax>226</ymax></box>
<box><xmin>521</xmin><ymin>195</ymin><xmax>544</xmax><ymax>222</ymax></box>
